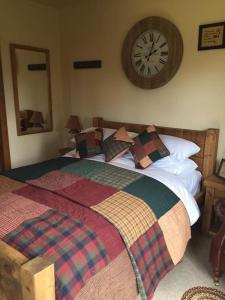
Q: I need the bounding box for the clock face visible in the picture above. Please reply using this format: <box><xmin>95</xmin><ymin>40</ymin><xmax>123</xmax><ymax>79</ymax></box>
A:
<box><xmin>122</xmin><ymin>16</ymin><xmax>183</xmax><ymax>89</ymax></box>
<box><xmin>131</xmin><ymin>30</ymin><xmax>169</xmax><ymax>78</ymax></box>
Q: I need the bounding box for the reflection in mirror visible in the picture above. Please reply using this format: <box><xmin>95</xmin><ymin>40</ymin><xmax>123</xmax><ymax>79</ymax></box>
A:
<box><xmin>10</xmin><ymin>44</ymin><xmax>53</xmax><ymax>135</ymax></box>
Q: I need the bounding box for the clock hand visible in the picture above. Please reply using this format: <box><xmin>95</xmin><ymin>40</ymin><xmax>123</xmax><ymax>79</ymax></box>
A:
<box><xmin>150</xmin><ymin>48</ymin><xmax>159</xmax><ymax>55</ymax></box>
<box><xmin>146</xmin><ymin>41</ymin><xmax>159</xmax><ymax>61</ymax></box>
<box><xmin>148</xmin><ymin>41</ymin><xmax>155</xmax><ymax>56</ymax></box>
<box><xmin>147</xmin><ymin>47</ymin><xmax>158</xmax><ymax>61</ymax></box>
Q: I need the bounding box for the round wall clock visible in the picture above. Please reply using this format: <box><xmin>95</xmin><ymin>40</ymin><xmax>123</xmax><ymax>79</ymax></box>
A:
<box><xmin>122</xmin><ymin>16</ymin><xmax>183</xmax><ymax>89</ymax></box>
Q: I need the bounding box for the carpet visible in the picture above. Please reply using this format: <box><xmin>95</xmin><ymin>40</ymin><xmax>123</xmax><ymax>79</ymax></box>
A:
<box><xmin>181</xmin><ymin>286</ymin><xmax>225</xmax><ymax>300</ymax></box>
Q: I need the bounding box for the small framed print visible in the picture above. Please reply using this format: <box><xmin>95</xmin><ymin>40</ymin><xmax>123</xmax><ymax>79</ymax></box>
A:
<box><xmin>198</xmin><ymin>21</ymin><xmax>225</xmax><ymax>50</ymax></box>
<box><xmin>217</xmin><ymin>159</ymin><xmax>225</xmax><ymax>180</ymax></box>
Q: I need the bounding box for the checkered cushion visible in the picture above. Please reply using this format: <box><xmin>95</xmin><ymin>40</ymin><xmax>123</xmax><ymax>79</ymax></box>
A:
<box><xmin>75</xmin><ymin>127</ymin><xmax>103</xmax><ymax>158</ymax></box>
<box><xmin>102</xmin><ymin>127</ymin><xmax>133</xmax><ymax>162</ymax></box>
<box><xmin>130</xmin><ymin>125</ymin><xmax>170</xmax><ymax>169</ymax></box>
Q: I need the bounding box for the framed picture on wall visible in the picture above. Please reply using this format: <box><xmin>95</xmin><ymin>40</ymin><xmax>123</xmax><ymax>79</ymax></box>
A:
<box><xmin>198</xmin><ymin>21</ymin><xmax>225</xmax><ymax>50</ymax></box>
<box><xmin>217</xmin><ymin>159</ymin><xmax>225</xmax><ymax>180</ymax></box>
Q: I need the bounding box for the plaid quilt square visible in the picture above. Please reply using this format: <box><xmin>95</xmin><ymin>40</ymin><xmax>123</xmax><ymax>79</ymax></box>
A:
<box><xmin>92</xmin><ymin>191</ymin><xmax>156</xmax><ymax>247</ymax></box>
<box><xmin>123</xmin><ymin>176</ymin><xmax>179</xmax><ymax>219</ymax></box>
<box><xmin>102</xmin><ymin>127</ymin><xmax>133</xmax><ymax>162</ymax></box>
<box><xmin>158</xmin><ymin>201</ymin><xmax>191</xmax><ymax>265</ymax></box>
<box><xmin>130</xmin><ymin>222</ymin><xmax>174</xmax><ymax>299</ymax></box>
<box><xmin>27</xmin><ymin>170</ymin><xmax>83</xmax><ymax>191</ymax></box>
<box><xmin>0</xmin><ymin>192</ymin><xmax>49</xmax><ymax>238</ymax></box>
<box><xmin>75</xmin><ymin>128</ymin><xmax>103</xmax><ymax>158</ymax></box>
<box><xmin>15</xmin><ymin>185</ymin><xmax>125</xmax><ymax>261</ymax></box>
<box><xmin>90</xmin><ymin>164</ymin><xmax>143</xmax><ymax>189</ymax></box>
<box><xmin>0</xmin><ymin>175</ymin><xmax>26</xmax><ymax>196</ymax></box>
<box><xmin>58</xmin><ymin>178</ymin><xmax>118</xmax><ymax>206</ymax></box>
<box><xmin>2</xmin><ymin>157</ymin><xmax>77</xmax><ymax>182</ymax></box>
<box><xmin>130</xmin><ymin>125</ymin><xmax>170</xmax><ymax>169</ymax></box>
<box><xmin>3</xmin><ymin>210</ymin><xmax>109</xmax><ymax>300</ymax></box>
<box><xmin>62</xmin><ymin>159</ymin><xmax>106</xmax><ymax>178</ymax></box>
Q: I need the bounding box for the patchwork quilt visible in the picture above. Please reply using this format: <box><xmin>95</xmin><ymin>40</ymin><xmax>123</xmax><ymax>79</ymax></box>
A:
<box><xmin>0</xmin><ymin>157</ymin><xmax>191</xmax><ymax>300</ymax></box>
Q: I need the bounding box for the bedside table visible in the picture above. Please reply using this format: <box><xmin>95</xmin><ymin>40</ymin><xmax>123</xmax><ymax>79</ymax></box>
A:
<box><xmin>202</xmin><ymin>175</ymin><xmax>225</xmax><ymax>234</ymax></box>
<box><xmin>59</xmin><ymin>147</ymin><xmax>74</xmax><ymax>156</ymax></box>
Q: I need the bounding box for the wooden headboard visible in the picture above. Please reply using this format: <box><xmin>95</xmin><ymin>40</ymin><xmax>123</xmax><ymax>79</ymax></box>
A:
<box><xmin>93</xmin><ymin>117</ymin><xmax>219</xmax><ymax>180</ymax></box>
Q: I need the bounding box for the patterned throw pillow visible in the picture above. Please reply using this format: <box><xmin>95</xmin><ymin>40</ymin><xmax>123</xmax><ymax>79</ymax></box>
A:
<box><xmin>130</xmin><ymin>125</ymin><xmax>170</xmax><ymax>169</ymax></box>
<box><xmin>75</xmin><ymin>128</ymin><xmax>103</xmax><ymax>158</ymax></box>
<box><xmin>103</xmin><ymin>127</ymin><xmax>134</xmax><ymax>162</ymax></box>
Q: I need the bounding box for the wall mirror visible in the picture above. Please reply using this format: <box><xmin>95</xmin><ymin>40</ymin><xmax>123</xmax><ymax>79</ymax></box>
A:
<box><xmin>10</xmin><ymin>44</ymin><xmax>53</xmax><ymax>135</ymax></box>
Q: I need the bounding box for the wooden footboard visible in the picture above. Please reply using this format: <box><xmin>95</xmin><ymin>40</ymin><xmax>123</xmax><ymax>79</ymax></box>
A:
<box><xmin>0</xmin><ymin>240</ymin><xmax>55</xmax><ymax>300</ymax></box>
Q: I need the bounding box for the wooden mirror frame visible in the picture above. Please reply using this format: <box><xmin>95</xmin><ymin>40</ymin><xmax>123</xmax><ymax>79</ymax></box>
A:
<box><xmin>0</xmin><ymin>54</ymin><xmax>11</xmax><ymax>170</ymax></box>
<box><xmin>10</xmin><ymin>44</ymin><xmax>53</xmax><ymax>136</ymax></box>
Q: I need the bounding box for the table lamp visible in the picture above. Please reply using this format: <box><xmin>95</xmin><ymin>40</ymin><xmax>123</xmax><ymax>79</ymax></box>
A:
<box><xmin>30</xmin><ymin>111</ymin><xmax>44</xmax><ymax>128</ymax></box>
<box><xmin>65</xmin><ymin>115</ymin><xmax>82</xmax><ymax>134</ymax></box>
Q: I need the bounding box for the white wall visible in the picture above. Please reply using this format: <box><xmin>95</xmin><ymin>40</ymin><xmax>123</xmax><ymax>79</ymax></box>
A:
<box><xmin>0</xmin><ymin>0</ymin><xmax>69</xmax><ymax>167</ymax></box>
<box><xmin>61</xmin><ymin>0</ymin><xmax>225</xmax><ymax>162</ymax></box>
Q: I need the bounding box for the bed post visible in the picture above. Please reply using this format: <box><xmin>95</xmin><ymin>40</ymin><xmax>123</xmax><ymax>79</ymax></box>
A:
<box><xmin>93</xmin><ymin>117</ymin><xmax>104</xmax><ymax>127</ymax></box>
<box><xmin>0</xmin><ymin>240</ymin><xmax>55</xmax><ymax>300</ymax></box>
<box><xmin>21</xmin><ymin>256</ymin><xmax>55</xmax><ymax>300</ymax></box>
<box><xmin>0</xmin><ymin>240</ymin><xmax>28</xmax><ymax>300</ymax></box>
<box><xmin>202</xmin><ymin>128</ymin><xmax>219</xmax><ymax>179</ymax></box>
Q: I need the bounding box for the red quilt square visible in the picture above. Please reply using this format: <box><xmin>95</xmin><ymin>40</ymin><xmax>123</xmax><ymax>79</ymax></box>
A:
<box><xmin>58</xmin><ymin>178</ymin><xmax>118</xmax><ymax>206</ymax></box>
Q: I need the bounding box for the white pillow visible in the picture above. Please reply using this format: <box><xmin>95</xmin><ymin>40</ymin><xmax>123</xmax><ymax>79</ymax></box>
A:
<box><xmin>159</xmin><ymin>134</ymin><xmax>200</xmax><ymax>161</ymax></box>
<box><xmin>103</xmin><ymin>128</ymin><xmax>116</xmax><ymax>140</ymax></box>
<box><xmin>123</xmin><ymin>151</ymin><xmax>197</xmax><ymax>175</ymax></box>
<box><xmin>149</xmin><ymin>156</ymin><xmax>198</xmax><ymax>175</ymax></box>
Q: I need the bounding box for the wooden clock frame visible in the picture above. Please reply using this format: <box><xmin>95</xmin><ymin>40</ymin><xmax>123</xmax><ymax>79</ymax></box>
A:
<box><xmin>122</xmin><ymin>16</ymin><xmax>183</xmax><ymax>89</ymax></box>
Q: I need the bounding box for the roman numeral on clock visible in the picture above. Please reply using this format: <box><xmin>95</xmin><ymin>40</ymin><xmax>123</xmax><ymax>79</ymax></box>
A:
<box><xmin>161</xmin><ymin>51</ymin><xmax>168</xmax><ymax>56</ymax></box>
<box><xmin>156</xmin><ymin>34</ymin><xmax>160</xmax><ymax>43</ymax></box>
<box><xmin>149</xmin><ymin>33</ymin><xmax>154</xmax><ymax>42</ymax></box>
<box><xmin>159</xmin><ymin>58</ymin><xmax>166</xmax><ymax>64</ymax></box>
<box><xmin>154</xmin><ymin>65</ymin><xmax>159</xmax><ymax>72</ymax></box>
<box><xmin>159</xmin><ymin>42</ymin><xmax>167</xmax><ymax>48</ymax></box>
<box><xmin>135</xmin><ymin>59</ymin><xmax>142</xmax><ymax>67</ymax></box>
<box><xmin>140</xmin><ymin>64</ymin><xmax>145</xmax><ymax>74</ymax></box>
<box><xmin>142</xmin><ymin>36</ymin><xmax>147</xmax><ymax>44</ymax></box>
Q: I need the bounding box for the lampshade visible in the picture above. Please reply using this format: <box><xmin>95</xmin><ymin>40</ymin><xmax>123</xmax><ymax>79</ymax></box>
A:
<box><xmin>65</xmin><ymin>115</ymin><xmax>81</xmax><ymax>132</ymax></box>
<box><xmin>30</xmin><ymin>111</ymin><xmax>44</xmax><ymax>125</ymax></box>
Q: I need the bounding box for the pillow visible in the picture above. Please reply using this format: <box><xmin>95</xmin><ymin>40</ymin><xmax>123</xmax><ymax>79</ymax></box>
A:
<box><xmin>102</xmin><ymin>127</ymin><xmax>134</xmax><ymax>162</ymax></box>
<box><xmin>150</xmin><ymin>156</ymin><xmax>198</xmax><ymax>175</ymax></box>
<box><xmin>103</xmin><ymin>128</ymin><xmax>116</xmax><ymax>140</ymax></box>
<box><xmin>75</xmin><ymin>127</ymin><xmax>103</xmax><ymax>158</ymax></box>
<box><xmin>130</xmin><ymin>125</ymin><xmax>170</xmax><ymax>169</ymax></box>
<box><xmin>159</xmin><ymin>134</ymin><xmax>200</xmax><ymax>161</ymax></box>
<box><xmin>103</xmin><ymin>127</ymin><xmax>138</xmax><ymax>140</ymax></box>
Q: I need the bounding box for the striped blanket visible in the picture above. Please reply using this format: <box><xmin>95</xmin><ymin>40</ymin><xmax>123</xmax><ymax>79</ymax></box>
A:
<box><xmin>0</xmin><ymin>157</ymin><xmax>191</xmax><ymax>300</ymax></box>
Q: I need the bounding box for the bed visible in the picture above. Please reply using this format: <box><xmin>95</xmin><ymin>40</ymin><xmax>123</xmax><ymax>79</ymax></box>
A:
<box><xmin>0</xmin><ymin>117</ymin><xmax>219</xmax><ymax>300</ymax></box>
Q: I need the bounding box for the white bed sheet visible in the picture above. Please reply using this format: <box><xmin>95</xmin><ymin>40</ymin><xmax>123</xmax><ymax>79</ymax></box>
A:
<box><xmin>177</xmin><ymin>170</ymin><xmax>202</xmax><ymax>197</ymax></box>
<box><xmin>65</xmin><ymin>151</ymin><xmax>200</xmax><ymax>226</ymax></box>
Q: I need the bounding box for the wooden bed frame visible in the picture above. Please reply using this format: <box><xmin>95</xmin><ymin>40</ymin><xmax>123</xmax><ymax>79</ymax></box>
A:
<box><xmin>0</xmin><ymin>117</ymin><xmax>219</xmax><ymax>300</ymax></box>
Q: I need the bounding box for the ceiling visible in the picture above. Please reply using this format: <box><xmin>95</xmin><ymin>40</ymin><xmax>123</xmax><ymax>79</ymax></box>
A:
<box><xmin>30</xmin><ymin>0</ymin><xmax>74</xmax><ymax>8</ymax></box>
